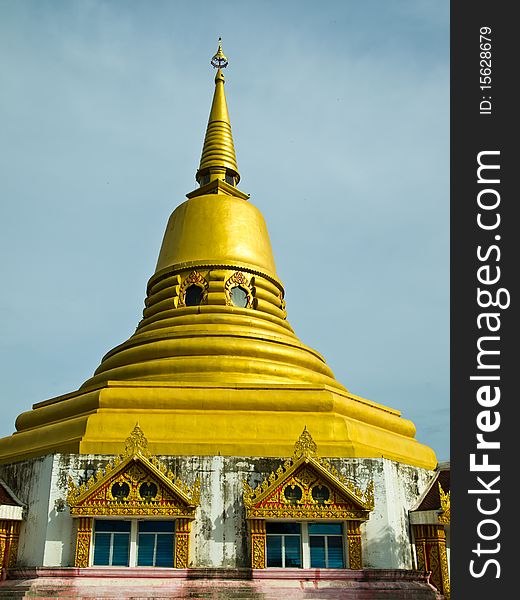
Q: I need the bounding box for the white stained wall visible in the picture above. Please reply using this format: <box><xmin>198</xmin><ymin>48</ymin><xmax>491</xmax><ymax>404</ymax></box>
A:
<box><xmin>0</xmin><ymin>455</ymin><xmax>53</xmax><ymax>566</ymax></box>
<box><xmin>0</xmin><ymin>454</ymin><xmax>434</xmax><ymax>569</ymax></box>
<box><xmin>357</xmin><ymin>459</ymin><xmax>433</xmax><ymax>569</ymax></box>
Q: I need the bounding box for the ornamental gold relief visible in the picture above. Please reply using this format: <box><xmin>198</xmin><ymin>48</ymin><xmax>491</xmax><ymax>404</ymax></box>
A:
<box><xmin>278</xmin><ymin>290</ymin><xmax>287</xmax><ymax>317</ymax></box>
<box><xmin>247</xmin><ymin>507</ymin><xmax>368</xmax><ymax>520</ymax></box>
<box><xmin>174</xmin><ymin>534</ymin><xmax>190</xmax><ymax>569</ymax></box>
<box><xmin>68</xmin><ymin>424</ymin><xmax>200</xmax><ymax>519</ymax></box>
<box><xmin>75</xmin><ymin>533</ymin><xmax>91</xmax><ymax>568</ymax></box>
<box><xmin>243</xmin><ymin>428</ymin><xmax>374</xmax><ymax>520</ymax></box>
<box><xmin>415</xmin><ymin>542</ymin><xmax>426</xmax><ymax>571</ymax></box>
<box><xmin>224</xmin><ymin>271</ymin><xmax>253</xmax><ymax>308</ymax></box>
<box><xmin>438</xmin><ymin>482</ymin><xmax>450</xmax><ymax>525</ymax></box>
<box><xmin>7</xmin><ymin>540</ymin><xmax>19</xmax><ymax>568</ymax></box>
<box><xmin>347</xmin><ymin>536</ymin><xmax>362</xmax><ymax>569</ymax></box>
<box><xmin>177</xmin><ymin>270</ymin><xmax>209</xmax><ymax>308</ymax></box>
<box><xmin>252</xmin><ymin>535</ymin><xmax>266</xmax><ymax>569</ymax></box>
<box><xmin>440</xmin><ymin>548</ymin><xmax>451</xmax><ymax>600</ymax></box>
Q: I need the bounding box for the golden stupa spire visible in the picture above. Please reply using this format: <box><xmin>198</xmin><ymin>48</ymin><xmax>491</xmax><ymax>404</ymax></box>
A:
<box><xmin>196</xmin><ymin>38</ymin><xmax>240</xmax><ymax>187</ymax></box>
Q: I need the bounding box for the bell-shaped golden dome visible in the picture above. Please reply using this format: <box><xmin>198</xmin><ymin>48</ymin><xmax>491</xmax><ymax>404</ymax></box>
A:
<box><xmin>77</xmin><ymin>39</ymin><xmax>343</xmax><ymax>393</ymax></box>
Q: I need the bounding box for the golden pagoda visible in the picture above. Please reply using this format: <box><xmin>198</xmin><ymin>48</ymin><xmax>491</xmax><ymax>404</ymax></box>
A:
<box><xmin>0</xmin><ymin>40</ymin><xmax>436</xmax><ymax>470</ymax></box>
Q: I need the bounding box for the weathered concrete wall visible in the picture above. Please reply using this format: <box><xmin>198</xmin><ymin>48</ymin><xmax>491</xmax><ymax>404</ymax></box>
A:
<box><xmin>1</xmin><ymin>454</ymin><xmax>434</xmax><ymax>570</ymax></box>
<box><xmin>358</xmin><ymin>459</ymin><xmax>430</xmax><ymax>568</ymax></box>
<box><xmin>0</xmin><ymin>455</ymin><xmax>53</xmax><ymax>566</ymax></box>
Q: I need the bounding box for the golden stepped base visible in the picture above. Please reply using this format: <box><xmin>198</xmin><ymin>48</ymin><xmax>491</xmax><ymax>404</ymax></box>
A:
<box><xmin>0</xmin><ymin>382</ymin><xmax>437</xmax><ymax>469</ymax></box>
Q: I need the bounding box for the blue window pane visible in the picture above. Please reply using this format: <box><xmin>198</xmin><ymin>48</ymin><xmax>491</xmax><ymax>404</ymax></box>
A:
<box><xmin>266</xmin><ymin>535</ymin><xmax>282</xmax><ymax>567</ymax></box>
<box><xmin>309</xmin><ymin>536</ymin><xmax>326</xmax><ymax>568</ymax></box>
<box><xmin>308</xmin><ymin>523</ymin><xmax>342</xmax><ymax>535</ymax></box>
<box><xmin>93</xmin><ymin>532</ymin><xmax>111</xmax><ymax>566</ymax></box>
<box><xmin>266</xmin><ymin>522</ymin><xmax>301</xmax><ymax>535</ymax></box>
<box><xmin>155</xmin><ymin>534</ymin><xmax>174</xmax><ymax>567</ymax></box>
<box><xmin>95</xmin><ymin>520</ymin><xmax>131</xmax><ymax>533</ymax></box>
<box><xmin>284</xmin><ymin>535</ymin><xmax>302</xmax><ymax>568</ymax></box>
<box><xmin>137</xmin><ymin>534</ymin><xmax>155</xmax><ymax>566</ymax></box>
<box><xmin>111</xmin><ymin>533</ymin><xmax>130</xmax><ymax>566</ymax></box>
<box><xmin>327</xmin><ymin>536</ymin><xmax>344</xmax><ymax>568</ymax></box>
<box><xmin>139</xmin><ymin>520</ymin><xmax>175</xmax><ymax>533</ymax></box>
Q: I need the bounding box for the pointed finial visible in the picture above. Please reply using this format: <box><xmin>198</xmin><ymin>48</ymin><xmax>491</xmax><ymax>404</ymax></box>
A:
<box><xmin>194</xmin><ymin>38</ymin><xmax>240</xmax><ymax>188</ymax></box>
<box><xmin>211</xmin><ymin>38</ymin><xmax>228</xmax><ymax>69</ymax></box>
<box><xmin>123</xmin><ymin>422</ymin><xmax>149</xmax><ymax>457</ymax></box>
<box><xmin>293</xmin><ymin>427</ymin><xmax>318</xmax><ymax>459</ymax></box>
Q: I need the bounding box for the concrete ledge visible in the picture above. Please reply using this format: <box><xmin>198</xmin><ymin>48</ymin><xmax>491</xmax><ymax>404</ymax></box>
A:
<box><xmin>7</xmin><ymin>567</ymin><xmax>431</xmax><ymax>580</ymax></box>
<box><xmin>1</xmin><ymin>568</ymin><xmax>444</xmax><ymax>599</ymax></box>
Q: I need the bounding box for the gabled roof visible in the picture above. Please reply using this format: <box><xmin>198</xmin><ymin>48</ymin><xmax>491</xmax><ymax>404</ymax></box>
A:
<box><xmin>0</xmin><ymin>479</ymin><xmax>24</xmax><ymax>507</ymax></box>
<box><xmin>67</xmin><ymin>424</ymin><xmax>199</xmax><ymax>518</ymax></box>
<box><xmin>411</xmin><ymin>462</ymin><xmax>450</xmax><ymax>512</ymax></box>
<box><xmin>0</xmin><ymin>478</ymin><xmax>24</xmax><ymax>521</ymax></box>
<box><xmin>243</xmin><ymin>428</ymin><xmax>374</xmax><ymax>521</ymax></box>
<box><xmin>410</xmin><ymin>462</ymin><xmax>450</xmax><ymax>525</ymax></box>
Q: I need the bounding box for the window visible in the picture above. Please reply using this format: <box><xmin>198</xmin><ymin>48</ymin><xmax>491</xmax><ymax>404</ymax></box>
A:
<box><xmin>111</xmin><ymin>482</ymin><xmax>130</xmax><ymax>501</ymax></box>
<box><xmin>308</xmin><ymin>523</ymin><xmax>344</xmax><ymax>568</ymax></box>
<box><xmin>265</xmin><ymin>522</ymin><xmax>346</xmax><ymax>569</ymax></box>
<box><xmin>229</xmin><ymin>285</ymin><xmax>249</xmax><ymax>308</ymax></box>
<box><xmin>137</xmin><ymin>521</ymin><xmax>175</xmax><ymax>567</ymax></box>
<box><xmin>284</xmin><ymin>484</ymin><xmax>303</xmax><ymax>504</ymax></box>
<box><xmin>92</xmin><ymin>519</ymin><xmax>175</xmax><ymax>567</ymax></box>
<box><xmin>185</xmin><ymin>284</ymin><xmax>203</xmax><ymax>306</ymax></box>
<box><xmin>266</xmin><ymin>522</ymin><xmax>302</xmax><ymax>568</ymax></box>
<box><xmin>93</xmin><ymin>520</ymin><xmax>131</xmax><ymax>566</ymax></box>
<box><xmin>311</xmin><ymin>484</ymin><xmax>330</xmax><ymax>504</ymax></box>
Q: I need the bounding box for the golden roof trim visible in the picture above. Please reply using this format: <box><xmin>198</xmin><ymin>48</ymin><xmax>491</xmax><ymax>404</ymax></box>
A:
<box><xmin>243</xmin><ymin>428</ymin><xmax>374</xmax><ymax>518</ymax></box>
<box><xmin>67</xmin><ymin>424</ymin><xmax>200</xmax><ymax>512</ymax></box>
<box><xmin>438</xmin><ymin>482</ymin><xmax>450</xmax><ymax>525</ymax></box>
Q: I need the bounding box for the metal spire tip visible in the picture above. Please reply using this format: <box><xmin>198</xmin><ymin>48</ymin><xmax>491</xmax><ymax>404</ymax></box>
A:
<box><xmin>211</xmin><ymin>37</ymin><xmax>228</xmax><ymax>69</ymax></box>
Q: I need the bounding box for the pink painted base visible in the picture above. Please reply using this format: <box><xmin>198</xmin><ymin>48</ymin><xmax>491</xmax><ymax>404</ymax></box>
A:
<box><xmin>0</xmin><ymin>568</ymin><xmax>444</xmax><ymax>599</ymax></box>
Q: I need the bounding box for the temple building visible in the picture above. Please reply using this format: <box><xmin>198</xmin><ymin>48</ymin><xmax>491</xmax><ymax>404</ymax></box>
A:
<box><xmin>410</xmin><ymin>462</ymin><xmax>451</xmax><ymax>599</ymax></box>
<box><xmin>0</xmin><ymin>41</ymin><xmax>449</xmax><ymax>598</ymax></box>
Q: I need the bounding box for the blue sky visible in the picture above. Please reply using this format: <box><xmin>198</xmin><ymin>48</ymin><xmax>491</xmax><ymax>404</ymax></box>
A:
<box><xmin>0</xmin><ymin>0</ymin><xmax>449</xmax><ymax>460</ymax></box>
